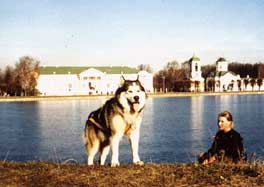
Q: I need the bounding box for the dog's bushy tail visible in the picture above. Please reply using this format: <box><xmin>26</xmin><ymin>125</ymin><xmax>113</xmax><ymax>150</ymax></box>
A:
<box><xmin>83</xmin><ymin>120</ymin><xmax>89</xmax><ymax>148</ymax></box>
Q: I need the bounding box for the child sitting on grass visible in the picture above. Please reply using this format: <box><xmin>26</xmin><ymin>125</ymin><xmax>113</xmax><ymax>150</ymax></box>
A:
<box><xmin>198</xmin><ymin>111</ymin><xmax>246</xmax><ymax>165</ymax></box>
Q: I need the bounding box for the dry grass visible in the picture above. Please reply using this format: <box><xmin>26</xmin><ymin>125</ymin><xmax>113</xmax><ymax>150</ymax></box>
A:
<box><xmin>0</xmin><ymin>161</ymin><xmax>264</xmax><ymax>187</ymax></box>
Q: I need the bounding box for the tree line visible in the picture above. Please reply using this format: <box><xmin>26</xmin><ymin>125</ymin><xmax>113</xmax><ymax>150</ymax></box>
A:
<box><xmin>153</xmin><ymin>61</ymin><xmax>189</xmax><ymax>92</ymax></box>
<box><xmin>201</xmin><ymin>62</ymin><xmax>264</xmax><ymax>79</ymax></box>
<box><xmin>0</xmin><ymin>56</ymin><xmax>40</xmax><ymax>96</ymax></box>
<box><xmin>1</xmin><ymin>56</ymin><xmax>264</xmax><ymax>96</ymax></box>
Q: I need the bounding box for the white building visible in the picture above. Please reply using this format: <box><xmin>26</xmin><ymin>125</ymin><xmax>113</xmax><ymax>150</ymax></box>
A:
<box><xmin>182</xmin><ymin>54</ymin><xmax>205</xmax><ymax>92</ymax></box>
<box><xmin>37</xmin><ymin>66</ymin><xmax>153</xmax><ymax>96</ymax></box>
<box><xmin>206</xmin><ymin>57</ymin><xmax>241</xmax><ymax>92</ymax></box>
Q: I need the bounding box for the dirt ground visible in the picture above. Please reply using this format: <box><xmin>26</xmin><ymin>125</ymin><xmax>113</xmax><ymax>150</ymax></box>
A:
<box><xmin>0</xmin><ymin>161</ymin><xmax>264</xmax><ymax>187</ymax></box>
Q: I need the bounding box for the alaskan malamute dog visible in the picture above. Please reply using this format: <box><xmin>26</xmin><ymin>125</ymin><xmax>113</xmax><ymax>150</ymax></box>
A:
<box><xmin>83</xmin><ymin>76</ymin><xmax>146</xmax><ymax>167</ymax></box>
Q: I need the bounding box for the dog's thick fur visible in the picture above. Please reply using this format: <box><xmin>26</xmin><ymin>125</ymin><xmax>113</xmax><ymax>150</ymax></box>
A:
<box><xmin>83</xmin><ymin>76</ymin><xmax>146</xmax><ymax>166</ymax></box>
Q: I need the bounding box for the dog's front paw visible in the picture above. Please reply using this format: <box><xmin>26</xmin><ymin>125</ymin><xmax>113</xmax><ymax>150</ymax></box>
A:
<box><xmin>134</xmin><ymin>161</ymin><xmax>144</xmax><ymax>166</ymax></box>
<box><xmin>111</xmin><ymin>162</ymin><xmax>120</xmax><ymax>167</ymax></box>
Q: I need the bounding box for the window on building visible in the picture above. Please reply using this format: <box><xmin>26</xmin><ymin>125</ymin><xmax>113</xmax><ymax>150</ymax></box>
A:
<box><xmin>88</xmin><ymin>77</ymin><xmax>96</xmax><ymax>80</ymax></box>
<box><xmin>89</xmin><ymin>82</ymin><xmax>95</xmax><ymax>90</ymax></box>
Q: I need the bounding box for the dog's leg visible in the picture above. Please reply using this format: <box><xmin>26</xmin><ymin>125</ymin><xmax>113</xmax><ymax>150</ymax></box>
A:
<box><xmin>87</xmin><ymin>139</ymin><xmax>100</xmax><ymax>165</ymax></box>
<box><xmin>110</xmin><ymin>133</ymin><xmax>122</xmax><ymax>167</ymax></box>
<box><xmin>129</xmin><ymin>128</ymin><xmax>144</xmax><ymax>165</ymax></box>
<box><xmin>100</xmin><ymin>145</ymin><xmax>110</xmax><ymax>165</ymax></box>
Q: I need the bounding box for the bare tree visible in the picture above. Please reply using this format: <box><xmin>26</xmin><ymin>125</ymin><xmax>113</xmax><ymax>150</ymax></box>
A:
<box><xmin>15</xmin><ymin>56</ymin><xmax>40</xmax><ymax>96</ymax></box>
<box><xmin>2</xmin><ymin>66</ymin><xmax>16</xmax><ymax>95</ymax></box>
<box><xmin>0</xmin><ymin>69</ymin><xmax>3</xmax><ymax>95</ymax></box>
<box><xmin>201</xmin><ymin>65</ymin><xmax>216</xmax><ymax>78</ymax></box>
<box><xmin>137</xmin><ymin>64</ymin><xmax>153</xmax><ymax>73</ymax></box>
<box><xmin>153</xmin><ymin>70</ymin><xmax>166</xmax><ymax>92</ymax></box>
<box><xmin>257</xmin><ymin>63</ymin><xmax>264</xmax><ymax>78</ymax></box>
<box><xmin>250</xmin><ymin>79</ymin><xmax>256</xmax><ymax>91</ymax></box>
<box><xmin>237</xmin><ymin>80</ymin><xmax>242</xmax><ymax>91</ymax></box>
<box><xmin>243</xmin><ymin>79</ymin><xmax>249</xmax><ymax>90</ymax></box>
<box><xmin>207</xmin><ymin>79</ymin><xmax>215</xmax><ymax>91</ymax></box>
<box><xmin>229</xmin><ymin>62</ymin><xmax>261</xmax><ymax>78</ymax></box>
<box><xmin>257</xmin><ymin>79</ymin><xmax>263</xmax><ymax>91</ymax></box>
<box><xmin>153</xmin><ymin>60</ymin><xmax>188</xmax><ymax>92</ymax></box>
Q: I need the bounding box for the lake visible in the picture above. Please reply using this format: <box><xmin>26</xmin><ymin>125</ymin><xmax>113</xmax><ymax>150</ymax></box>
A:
<box><xmin>0</xmin><ymin>94</ymin><xmax>264</xmax><ymax>164</ymax></box>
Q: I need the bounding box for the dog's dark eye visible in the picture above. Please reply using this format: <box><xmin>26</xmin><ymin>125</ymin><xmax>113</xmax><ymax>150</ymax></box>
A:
<box><xmin>128</xmin><ymin>90</ymin><xmax>133</xmax><ymax>93</ymax></box>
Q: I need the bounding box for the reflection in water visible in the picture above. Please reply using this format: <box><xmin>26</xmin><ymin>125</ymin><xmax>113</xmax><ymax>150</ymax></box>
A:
<box><xmin>0</xmin><ymin>95</ymin><xmax>264</xmax><ymax>163</ymax></box>
<box><xmin>217</xmin><ymin>95</ymin><xmax>234</xmax><ymax>110</ymax></box>
<box><xmin>189</xmin><ymin>96</ymin><xmax>205</xmax><ymax>157</ymax></box>
<box><xmin>35</xmin><ymin>99</ymin><xmax>108</xmax><ymax>163</ymax></box>
<box><xmin>139</xmin><ymin>98</ymin><xmax>154</xmax><ymax>162</ymax></box>
<box><xmin>150</xmin><ymin>97</ymin><xmax>195</xmax><ymax>163</ymax></box>
<box><xmin>37</xmin><ymin>100</ymin><xmax>84</xmax><ymax>162</ymax></box>
<box><xmin>190</xmin><ymin>96</ymin><xmax>204</xmax><ymax>129</ymax></box>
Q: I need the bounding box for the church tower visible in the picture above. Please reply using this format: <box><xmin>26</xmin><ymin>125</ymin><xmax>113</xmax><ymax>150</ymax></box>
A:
<box><xmin>189</xmin><ymin>54</ymin><xmax>202</xmax><ymax>80</ymax></box>
<box><xmin>183</xmin><ymin>54</ymin><xmax>204</xmax><ymax>92</ymax></box>
<box><xmin>216</xmin><ymin>57</ymin><xmax>228</xmax><ymax>72</ymax></box>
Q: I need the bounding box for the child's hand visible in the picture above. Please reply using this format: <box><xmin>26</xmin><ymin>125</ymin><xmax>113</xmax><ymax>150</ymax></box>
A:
<box><xmin>202</xmin><ymin>159</ymin><xmax>209</xmax><ymax>165</ymax></box>
<box><xmin>197</xmin><ymin>153</ymin><xmax>216</xmax><ymax>165</ymax></box>
<box><xmin>208</xmin><ymin>156</ymin><xmax>216</xmax><ymax>164</ymax></box>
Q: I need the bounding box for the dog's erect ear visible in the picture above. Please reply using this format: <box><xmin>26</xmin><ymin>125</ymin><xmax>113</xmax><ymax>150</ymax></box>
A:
<box><xmin>121</xmin><ymin>75</ymin><xmax>126</xmax><ymax>81</ymax></box>
<box><xmin>136</xmin><ymin>74</ymin><xmax>143</xmax><ymax>84</ymax></box>
<box><xmin>119</xmin><ymin>75</ymin><xmax>126</xmax><ymax>86</ymax></box>
<box><xmin>136</xmin><ymin>74</ymin><xmax>139</xmax><ymax>81</ymax></box>
<box><xmin>136</xmin><ymin>74</ymin><xmax>145</xmax><ymax>88</ymax></box>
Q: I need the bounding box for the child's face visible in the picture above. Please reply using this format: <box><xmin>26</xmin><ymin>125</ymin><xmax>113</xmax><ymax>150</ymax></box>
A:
<box><xmin>218</xmin><ymin>116</ymin><xmax>232</xmax><ymax>132</ymax></box>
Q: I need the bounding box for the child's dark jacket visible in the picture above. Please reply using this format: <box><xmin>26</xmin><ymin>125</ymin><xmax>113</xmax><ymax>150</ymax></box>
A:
<box><xmin>200</xmin><ymin>129</ymin><xmax>246</xmax><ymax>163</ymax></box>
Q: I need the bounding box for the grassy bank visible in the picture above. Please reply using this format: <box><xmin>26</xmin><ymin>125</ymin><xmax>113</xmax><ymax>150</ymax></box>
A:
<box><xmin>0</xmin><ymin>161</ymin><xmax>263</xmax><ymax>187</ymax></box>
<box><xmin>1</xmin><ymin>91</ymin><xmax>264</xmax><ymax>102</ymax></box>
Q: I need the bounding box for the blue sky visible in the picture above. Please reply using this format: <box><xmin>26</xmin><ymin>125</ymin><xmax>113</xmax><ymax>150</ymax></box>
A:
<box><xmin>0</xmin><ymin>0</ymin><xmax>264</xmax><ymax>71</ymax></box>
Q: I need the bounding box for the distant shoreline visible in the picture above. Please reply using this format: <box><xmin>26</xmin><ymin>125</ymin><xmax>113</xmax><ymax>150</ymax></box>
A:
<box><xmin>0</xmin><ymin>91</ymin><xmax>264</xmax><ymax>102</ymax></box>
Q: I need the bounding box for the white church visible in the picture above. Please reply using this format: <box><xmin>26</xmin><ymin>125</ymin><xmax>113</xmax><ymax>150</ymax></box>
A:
<box><xmin>37</xmin><ymin>66</ymin><xmax>153</xmax><ymax>96</ymax></box>
<box><xmin>184</xmin><ymin>55</ymin><xmax>264</xmax><ymax>92</ymax></box>
<box><xmin>182</xmin><ymin>54</ymin><xmax>205</xmax><ymax>92</ymax></box>
<box><xmin>206</xmin><ymin>57</ymin><xmax>241</xmax><ymax>92</ymax></box>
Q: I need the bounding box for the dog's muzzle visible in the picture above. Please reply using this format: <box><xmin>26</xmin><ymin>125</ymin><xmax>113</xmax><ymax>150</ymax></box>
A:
<box><xmin>133</xmin><ymin>96</ymin><xmax>140</xmax><ymax>103</ymax></box>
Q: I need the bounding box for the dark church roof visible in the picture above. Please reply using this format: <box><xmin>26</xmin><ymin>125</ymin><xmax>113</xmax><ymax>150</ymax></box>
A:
<box><xmin>189</xmin><ymin>54</ymin><xmax>200</xmax><ymax>62</ymax></box>
<box><xmin>216</xmin><ymin>57</ymin><xmax>227</xmax><ymax>63</ymax></box>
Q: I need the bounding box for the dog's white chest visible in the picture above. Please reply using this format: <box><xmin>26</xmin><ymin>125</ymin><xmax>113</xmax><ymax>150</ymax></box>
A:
<box><xmin>111</xmin><ymin>112</ymin><xmax>141</xmax><ymax>134</ymax></box>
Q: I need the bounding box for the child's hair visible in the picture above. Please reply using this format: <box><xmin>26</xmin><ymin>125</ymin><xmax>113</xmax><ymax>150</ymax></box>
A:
<box><xmin>218</xmin><ymin>111</ymin><xmax>233</xmax><ymax>122</ymax></box>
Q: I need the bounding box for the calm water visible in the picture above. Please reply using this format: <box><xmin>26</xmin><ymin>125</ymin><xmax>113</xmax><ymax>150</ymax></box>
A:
<box><xmin>0</xmin><ymin>95</ymin><xmax>264</xmax><ymax>164</ymax></box>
